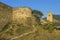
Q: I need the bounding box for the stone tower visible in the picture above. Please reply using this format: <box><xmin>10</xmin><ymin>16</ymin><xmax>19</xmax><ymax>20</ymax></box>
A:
<box><xmin>47</xmin><ymin>12</ymin><xmax>53</xmax><ymax>22</ymax></box>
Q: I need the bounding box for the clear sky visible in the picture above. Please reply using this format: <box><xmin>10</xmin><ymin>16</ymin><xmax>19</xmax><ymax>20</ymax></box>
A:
<box><xmin>0</xmin><ymin>0</ymin><xmax>60</xmax><ymax>17</ymax></box>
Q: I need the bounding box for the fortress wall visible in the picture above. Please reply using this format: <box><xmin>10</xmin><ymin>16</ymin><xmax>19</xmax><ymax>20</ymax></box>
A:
<box><xmin>13</xmin><ymin>7</ymin><xmax>33</xmax><ymax>26</ymax></box>
<box><xmin>0</xmin><ymin>3</ymin><xmax>13</xmax><ymax>29</ymax></box>
<box><xmin>0</xmin><ymin>2</ymin><xmax>36</xmax><ymax>28</ymax></box>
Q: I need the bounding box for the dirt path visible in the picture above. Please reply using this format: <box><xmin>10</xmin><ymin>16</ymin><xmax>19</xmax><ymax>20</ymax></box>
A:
<box><xmin>11</xmin><ymin>25</ymin><xmax>37</xmax><ymax>40</ymax></box>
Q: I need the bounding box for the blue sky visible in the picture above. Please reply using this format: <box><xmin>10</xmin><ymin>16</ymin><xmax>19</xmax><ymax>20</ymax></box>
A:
<box><xmin>0</xmin><ymin>0</ymin><xmax>60</xmax><ymax>17</ymax></box>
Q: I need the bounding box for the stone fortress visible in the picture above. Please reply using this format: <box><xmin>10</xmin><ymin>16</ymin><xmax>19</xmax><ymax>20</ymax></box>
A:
<box><xmin>13</xmin><ymin>7</ymin><xmax>33</xmax><ymax>24</ymax></box>
<box><xmin>0</xmin><ymin>2</ymin><xmax>60</xmax><ymax>29</ymax></box>
<box><xmin>0</xmin><ymin>2</ymin><xmax>35</xmax><ymax>30</ymax></box>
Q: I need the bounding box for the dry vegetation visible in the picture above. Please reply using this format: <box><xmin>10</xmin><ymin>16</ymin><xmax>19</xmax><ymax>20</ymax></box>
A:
<box><xmin>0</xmin><ymin>23</ymin><xmax>60</xmax><ymax>40</ymax></box>
<box><xmin>0</xmin><ymin>16</ymin><xmax>60</xmax><ymax>40</ymax></box>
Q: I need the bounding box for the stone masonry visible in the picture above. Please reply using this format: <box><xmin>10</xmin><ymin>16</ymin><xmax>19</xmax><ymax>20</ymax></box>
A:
<box><xmin>0</xmin><ymin>2</ymin><xmax>34</xmax><ymax>30</ymax></box>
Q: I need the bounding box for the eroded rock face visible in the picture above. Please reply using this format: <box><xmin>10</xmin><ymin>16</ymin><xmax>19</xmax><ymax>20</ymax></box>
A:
<box><xmin>0</xmin><ymin>2</ymin><xmax>12</xmax><ymax>30</ymax></box>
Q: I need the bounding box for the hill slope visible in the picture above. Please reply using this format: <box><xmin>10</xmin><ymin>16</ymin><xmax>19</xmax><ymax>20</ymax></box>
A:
<box><xmin>0</xmin><ymin>23</ymin><xmax>60</xmax><ymax>40</ymax></box>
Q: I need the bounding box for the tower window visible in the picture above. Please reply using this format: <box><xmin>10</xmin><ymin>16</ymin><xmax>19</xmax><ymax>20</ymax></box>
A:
<box><xmin>49</xmin><ymin>15</ymin><xmax>50</xmax><ymax>16</ymax></box>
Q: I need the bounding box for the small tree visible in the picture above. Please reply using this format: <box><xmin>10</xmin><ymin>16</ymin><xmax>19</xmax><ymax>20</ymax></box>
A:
<box><xmin>32</xmin><ymin>10</ymin><xmax>43</xmax><ymax>25</ymax></box>
<box><xmin>32</xmin><ymin>10</ymin><xmax>43</xmax><ymax>17</ymax></box>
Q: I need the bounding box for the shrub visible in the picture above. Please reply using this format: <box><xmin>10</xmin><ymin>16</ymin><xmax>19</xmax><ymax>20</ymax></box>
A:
<box><xmin>43</xmin><ymin>22</ymin><xmax>57</xmax><ymax>33</ymax></box>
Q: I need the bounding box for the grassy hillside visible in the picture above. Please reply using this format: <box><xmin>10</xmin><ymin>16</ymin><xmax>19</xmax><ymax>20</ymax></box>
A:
<box><xmin>0</xmin><ymin>23</ymin><xmax>60</xmax><ymax>40</ymax></box>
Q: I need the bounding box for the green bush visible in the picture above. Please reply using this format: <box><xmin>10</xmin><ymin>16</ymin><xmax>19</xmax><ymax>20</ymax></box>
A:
<box><xmin>43</xmin><ymin>22</ymin><xmax>57</xmax><ymax>33</ymax></box>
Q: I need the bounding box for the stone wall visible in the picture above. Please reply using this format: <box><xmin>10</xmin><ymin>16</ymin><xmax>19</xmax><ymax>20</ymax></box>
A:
<box><xmin>13</xmin><ymin>7</ymin><xmax>33</xmax><ymax>26</ymax></box>
<box><xmin>0</xmin><ymin>2</ymin><xmax>37</xmax><ymax>28</ymax></box>
<box><xmin>0</xmin><ymin>2</ymin><xmax>12</xmax><ymax>30</ymax></box>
